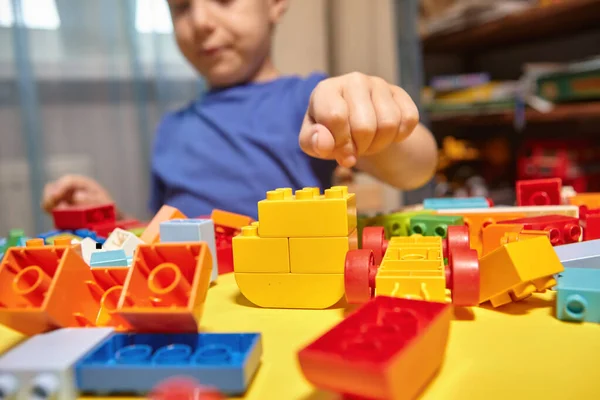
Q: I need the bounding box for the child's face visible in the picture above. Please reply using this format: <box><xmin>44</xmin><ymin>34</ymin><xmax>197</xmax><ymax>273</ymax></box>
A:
<box><xmin>168</xmin><ymin>0</ymin><xmax>287</xmax><ymax>87</ymax></box>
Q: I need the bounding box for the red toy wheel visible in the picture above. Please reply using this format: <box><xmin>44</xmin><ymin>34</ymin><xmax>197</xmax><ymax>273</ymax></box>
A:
<box><xmin>445</xmin><ymin>225</ymin><xmax>470</xmax><ymax>258</ymax></box>
<box><xmin>345</xmin><ymin>249</ymin><xmax>376</xmax><ymax>304</ymax></box>
<box><xmin>448</xmin><ymin>248</ymin><xmax>480</xmax><ymax>307</ymax></box>
<box><xmin>149</xmin><ymin>377</ymin><xmax>224</xmax><ymax>400</ymax></box>
<box><xmin>362</xmin><ymin>226</ymin><xmax>386</xmax><ymax>265</ymax></box>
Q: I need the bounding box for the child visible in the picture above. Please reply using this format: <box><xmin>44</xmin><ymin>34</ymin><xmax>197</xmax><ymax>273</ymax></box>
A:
<box><xmin>41</xmin><ymin>0</ymin><xmax>437</xmax><ymax>220</ymax></box>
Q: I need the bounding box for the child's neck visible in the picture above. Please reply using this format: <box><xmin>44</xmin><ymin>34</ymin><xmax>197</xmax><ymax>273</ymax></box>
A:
<box><xmin>249</xmin><ymin>56</ymin><xmax>280</xmax><ymax>84</ymax></box>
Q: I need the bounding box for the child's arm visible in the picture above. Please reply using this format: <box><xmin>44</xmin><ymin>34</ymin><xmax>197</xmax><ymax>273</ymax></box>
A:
<box><xmin>299</xmin><ymin>72</ymin><xmax>438</xmax><ymax>190</ymax></box>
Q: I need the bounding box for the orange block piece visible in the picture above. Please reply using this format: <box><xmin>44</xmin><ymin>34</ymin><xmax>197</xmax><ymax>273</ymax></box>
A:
<box><xmin>211</xmin><ymin>209</ymin><xmax>253</xmax><ymax>230</ymax></box>
<box><xmin>0</xmin><ymin>243</ymin><xmax>103</xmax><ymax>335</ymax></box>
<box><xmin>481</xmin><ymin>224</ymin><xmax>524</xmax><ymax>256</ymax></box>
<box><xmin>87</xmin><ymin>267</ymin><xmax>132</xmax><ymax>330</ymax></box>
<box><xmin>445</xmin><ymin>211</ymin><xmax>526</xmax><ymax>255</ymax></box>
<box><xmin>116</xmin><ymin>243</ymin><xmax>213</xmax><ymax>332</ymax></box>
<box><xmin>569</xmin><ymin>193</ymin><xmax>600</xmax><ymax>209</ymax></box>
<box><xmin>140</xmin><ymin>205</ymin><xmax>187</xmax><ymax>244</ymax></box>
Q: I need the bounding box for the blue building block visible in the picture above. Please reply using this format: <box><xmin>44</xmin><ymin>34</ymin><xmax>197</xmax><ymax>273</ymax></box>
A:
<box><xmin>75</xmin><ymin>332</ymin><xmax>262</xmax><ymax>396</ymax></box>
<box><xmin>556</xmin><ymin>268</ymin><xmax>600</xmax><ymax>324</ymax></box>
<box><xmin>160</xmin><ymin>219</ymin><xmax>218</xmax><ymax>282</ymax></box>
<box><xmin>90</xmin><ymin>249</ymin><xmax>128</xmax><ymax>268</ymax></box>
<box><xmin>423</xmin><ymin>197</ymin><xmax>490</xmax><ymax>210</ymax></box>
<box><xmin>38</xmin><ymin>229</ymin><xmax>70</xmax><ymax>242</ymax></box>
<box><xmin>554</xmin><ymin>239</ymin><xmax>600</xmax><ymax>269</ymax></box>
<box><xmin>0</xmin><ymin>328</ymin><xmax>114</xmax><ymax>400</ymax></box>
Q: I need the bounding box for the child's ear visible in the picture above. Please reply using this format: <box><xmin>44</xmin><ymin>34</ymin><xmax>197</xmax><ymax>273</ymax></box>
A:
<box><xmin>269</xmin><ymin>0</ymin><xmax>289</xmax><ymax>24</ymax></box>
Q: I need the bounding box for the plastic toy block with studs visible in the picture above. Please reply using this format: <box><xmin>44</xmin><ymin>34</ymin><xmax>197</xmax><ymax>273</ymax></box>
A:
<box><xmin>479</xmin><ymin>236</ymin><xmax>564</xmax><ymax>307</ymax></box>
<box><xmin>74</xmin><ymin>332</ymin><xmax>262</xmax><ymax>396</ymax></box>
<box><xmin>298</xmin><ymin>296</ymin><xmax>452</xmax><ymax>400</ymax></box>
<box><xmin>345</xmin><ymin>225</ymin><xmax>480</xmax><ymax>307</ymax></box>
<box><xmin>423</xmin><ymin>196</ymin><xmax>491</xmax><ymax>210</ymax></box>
<box><xmin>516</xmin><ymin>178</ymin><xmax>562</xmax><ymax>206</ymax></box>
<box><xmin>496</xmin><ymin>215</ymin><xmax>582</xmax><ymax>246</ymax></box>
<box><xmin>52</xmin><ymin>204</ymin><xmax>117</xmax><ymax>232</ymax></box>
<box><xmin>555</xmin><ymin>268</ymin><xmax>600</xmax><ymax>324</ymax></box>
<box><xmin>234</xmin><ymin>186</ymin><xmax>357</xmax><ymax>309</ymax></box>
<box><xmin>256</xmin><ymin>186</ymin><xmax>356</xmax><ymax>238</ymax></box>
<box><xmin>139</xmin><ymin>205</ymin><xmax>187</xmax><ymax>244</ymax></box>
<box><xmin>116</xmin><ymin>242</ymin><xmax>213</xmax><ymax>332</ymax></box>
<box><xmin>408</xmin><ymin>214</ymin><xmax>464</xmax><ymax>238</ymax></box>
<box><xmin>0</xmin><ymin>240</ymin><xmax>107</xmax><ymax>335</ymax></box>
<box><xmin>0</xmin><ymin>327</ymin><xmax>115</xmax><ymax>400</ymax></box>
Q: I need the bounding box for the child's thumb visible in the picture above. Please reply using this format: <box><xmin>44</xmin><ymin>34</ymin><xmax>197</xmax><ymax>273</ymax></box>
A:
<box><xmin>298</xmin><ymin>119</ymin><xmax>336</xmax><ymax>160</ymax></box>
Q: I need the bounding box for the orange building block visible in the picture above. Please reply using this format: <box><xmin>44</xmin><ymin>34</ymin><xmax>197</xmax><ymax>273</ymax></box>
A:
<box><xmin>210</xmin><ymin>209</ymin><xmax>253</xmax><ymax>230</ymax></box>
<box><xmin>569</xmin><ymin>193</ymin><xmax>600</xmax><ymax>209</ymax></box>
<box><xmin>116</xmin><ymin>243</ymin><xmax>213</xmax><ymax>332</ymax></box>
<box><xmin>87</xmin><ymin>267</ymin><xmax>132</xmax><ymax>330</ymax></box>
<box><xmin>0</xmin><ymin>242</ymin><xmax>102</xmax><ymax>335</ymax></box>
<box><xmin>140</xmin><ymin>205</ymin><xmax>187</xmax><ymax>244</ymax></box>
<box><xmin>452</xmin><ymin>211</ymin><xmax>526</xmax><ymax>255</ymax></box>
<box><xmin>481</xmin><ymin>224</ymin><xmax>525</xmax><ymax>256</ymax></box>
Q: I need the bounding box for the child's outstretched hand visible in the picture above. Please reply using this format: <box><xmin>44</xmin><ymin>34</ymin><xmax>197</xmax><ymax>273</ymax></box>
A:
<box><xmin>41</xmin><ymin>174</ymin><xmax>115</xmax><ymax>214</ymax></box>
<box><xmin>299</xmin><ymin>72</ymin><xmax>419</xmax><ymax>168</ymax></box>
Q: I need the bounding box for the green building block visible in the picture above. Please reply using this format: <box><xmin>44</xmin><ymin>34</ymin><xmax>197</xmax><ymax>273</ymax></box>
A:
<box><xmin>409</xmin><ymin>215</ymin><xmax>464</xmax><ymax>238</ymax></box>
<box><xmin>127</xmin><ymin>226</ymin><xmax>147</xmax><ymax>237</ymax></box>
<box><xmin>379</xmin><ymin>210</ymin><xmax>434</xmax><ymax>238</ymax></box>
<box><xmin>1</xmin><ymin>228</ymin><xmax>26</xmax><ymax>251</ymax></box>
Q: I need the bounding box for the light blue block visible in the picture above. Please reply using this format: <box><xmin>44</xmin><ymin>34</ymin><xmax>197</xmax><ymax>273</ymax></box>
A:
<box><xmin>556</xmin><ymin>268</ymin><xmax>600</xmax><ymax>324</ymax></box>
<box><xmin>160</xmin><ymin>219</ymin><xmax>218</xmax><ymax>282</ymax></box>
<box><xmin>75</xmin><ymin>332</ymin><xmax>262</xmax><ymax>396</ymax></box>
<box><xmin>554</xmin><ymin>239</ymin><xmax>600</xmax><ymax>269</ymax></box>
<box><xmin>90</xmin><ymin>249</ymin><xmax>128</xmax><ymax>268</ymax></box>
<box><xmin>423</xmin><ymin>197</ymin><xmax>490</xmax><ymax>210</ymax></box>
<box><xmin>0</xmin><ymin>327</ymin><xmax>114</xmax><ymax>400</ymax></box>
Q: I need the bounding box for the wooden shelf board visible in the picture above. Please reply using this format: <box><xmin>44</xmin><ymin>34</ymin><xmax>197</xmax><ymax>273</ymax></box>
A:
<box><xmin>422</xmin><ymin>0</ymin><xmax>600</xmax><ymax>53</ymax></box>
<box><xmin>429</xmin><ymin>102</ymin><xmax>600</xmax><ymax>126</ymax></box>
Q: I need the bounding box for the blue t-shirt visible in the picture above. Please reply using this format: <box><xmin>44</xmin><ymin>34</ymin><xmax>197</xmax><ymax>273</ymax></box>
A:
<box><xmin>149</xmin><ymin>72</ymin><xmax>337</xmax><ymax>219</ymax></box>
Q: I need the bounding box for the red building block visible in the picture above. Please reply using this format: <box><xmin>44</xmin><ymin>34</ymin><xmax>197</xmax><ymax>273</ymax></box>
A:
<box><xmin>0</xmin><ymin>242</ymin><xmax>102</xmax><ymax>335</ymax></box>
<box><xmin>298</xmin><ymin>296</ymin><xmax>451</xmax><ymax>400</ymax></box>
<box><xmin>580</xmin><ymin>208</ymin><xmax>600</xmax><ymax>241</ymax></box>
<box><xmin>516</xmin><ymin>178</ymin><xmax>562</xmax><ymax>206</ymax></box>
<box><xmin>52</xmin><ymin>203</ymin><xmax>116</xmax><ymax>230</ymax></box>
<box><xmin>497</xmin><ymin>215</ymin><xmax>581</xmax><ymax>246</ymax></box>
<box><xmin>116</xmin><ymin>243</ymin><xmax>213</xmax><ymax>332</ymax></box>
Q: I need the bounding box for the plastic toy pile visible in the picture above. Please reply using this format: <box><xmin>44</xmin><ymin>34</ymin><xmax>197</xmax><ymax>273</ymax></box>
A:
<box><xmin>0</xmin><ymin>177</ymin><xmax>598</xmax><ymax>400</ymax></box>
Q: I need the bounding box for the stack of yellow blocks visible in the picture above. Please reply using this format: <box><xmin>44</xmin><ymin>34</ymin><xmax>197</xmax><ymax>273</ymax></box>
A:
<box><xmin>233</xmin><ymin>186</ymin><xmax>358</xmax><ymax>309</ymax></box>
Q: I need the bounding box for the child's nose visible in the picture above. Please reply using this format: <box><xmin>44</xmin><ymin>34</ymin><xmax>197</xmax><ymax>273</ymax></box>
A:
<box><xmin>190</xmin><ymin>2</ymin><xmax>215</xmax><ymax>34</ymax></box>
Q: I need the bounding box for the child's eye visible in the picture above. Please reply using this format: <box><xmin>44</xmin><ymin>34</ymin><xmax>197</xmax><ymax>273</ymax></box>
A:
<box><xmin>169</xmin><ymin>0</ymin><xmax>190</xmax><ymax>16</ymax></box>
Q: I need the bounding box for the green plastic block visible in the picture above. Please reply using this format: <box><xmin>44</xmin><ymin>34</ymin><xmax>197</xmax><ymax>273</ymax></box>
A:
<box><xmin>409</xmin><ymin>215</ymin><xmax>464</xmax><ymax>238</ymax></box>
<box><xmin>380</xmin><ymin>210</ymin><xmax>434</xmax><ymax>238</ymax></box>
<box><xmin>127</xmin><ymin>226</ymin><xmax>146</xmax><ymax>237</ymax></box>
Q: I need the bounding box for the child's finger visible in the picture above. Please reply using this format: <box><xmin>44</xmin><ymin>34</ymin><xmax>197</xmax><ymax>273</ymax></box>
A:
<box><xmin>367</xmin><ymin>78</ymin><xmax>402</xmax><ymax>155</ymax></box>
<box><xmin>391</xmin><ymin>86</ymin><xmax>420</xmax><ymax>142</ymax></box>
<box><xmin>303</xmin><ymin>80</ymin><xmax>355</xmax><ymax>167</ymax></box>
<box><xmin>341</xmin><ymin>73</ymin><xmax>377</xmax><ymax>157</ymax></box>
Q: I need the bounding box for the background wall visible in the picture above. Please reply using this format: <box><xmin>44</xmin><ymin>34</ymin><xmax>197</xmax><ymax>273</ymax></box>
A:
<box><xmin>0</xmin><ymin>0</ymin><xmax>402</xmax><ymax>236</ymax></box>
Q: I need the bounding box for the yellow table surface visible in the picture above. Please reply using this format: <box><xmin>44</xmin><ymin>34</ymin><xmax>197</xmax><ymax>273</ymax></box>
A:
<box><xmin>1</xmin><ymin>273</ymin><xmax>599</xmax><ymax>400</ymax></box>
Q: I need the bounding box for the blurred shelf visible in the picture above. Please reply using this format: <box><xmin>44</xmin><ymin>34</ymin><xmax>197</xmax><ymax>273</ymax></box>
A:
<box><xmin>422</xmin><ymin>0</ymin><xmax>600</xmax><ymax>53</ymax></box>
<box><xmin>429</xmin><ymin>101</ymin><xmax>600</xmax><ymax>126</ymax></box>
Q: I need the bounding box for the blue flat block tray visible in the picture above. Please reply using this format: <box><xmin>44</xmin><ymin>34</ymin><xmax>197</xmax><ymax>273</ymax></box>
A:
<box><xmin>75</xmin><ymin>332</ymin><xmax>262</xmax><ymax>395</ymax></box>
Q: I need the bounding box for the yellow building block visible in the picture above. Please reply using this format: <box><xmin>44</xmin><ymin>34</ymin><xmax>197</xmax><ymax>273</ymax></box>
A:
<box><xmin>479</xmin><ymin>236</ymin><xmax>564</xmax><ymax>305</ymax></box>
<box><xmin>289</xmin><ymin>229</ymin><xmax>357</xmax><ymax>274</ymax></box>
<box><xmin>234</xmin><ymin>273</ymin><xmax>344</xmax><ymax>309</ymax></box>
<box><xmin>375</xmin><ymin>235</ymin><xmax>446</xmax><ymax>302</ymax></box>
<box><xmin>232</xmin><ymin>224</ymin><xmax>290</xmax><ymax>273</ymax></box>
<box><xmin>257</xmin><ymin>186</ymin><xmax>357</xmax><ymax>238</ymax></box>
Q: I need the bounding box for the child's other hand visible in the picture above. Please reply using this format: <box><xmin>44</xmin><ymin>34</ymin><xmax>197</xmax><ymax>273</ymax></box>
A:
<box><xmin>41</xmin><ymin>175</ymin><xmax>115</xmax><ymax>213</ymax></box>
<box><xmin>299</xmin><ymin>72</ymin><xmax>419</xmax><ymax>168</ymax></box>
